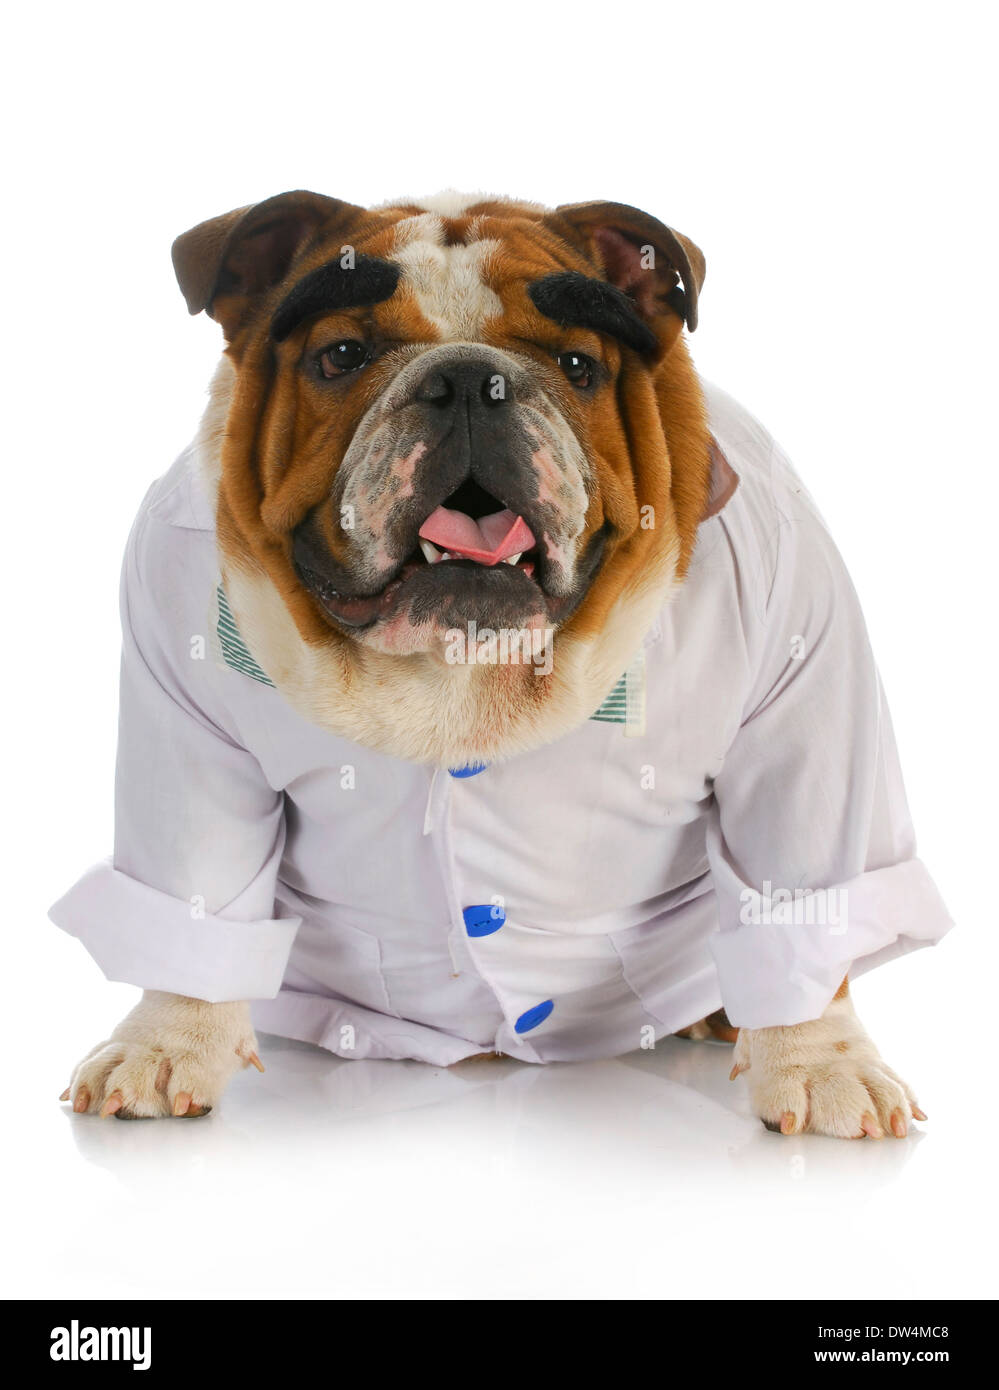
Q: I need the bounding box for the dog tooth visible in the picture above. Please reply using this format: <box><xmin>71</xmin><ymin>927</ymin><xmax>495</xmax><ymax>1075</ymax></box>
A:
<box><xmin>419</xmin><ymin>539</ymin><xmax>441</xmax><ymax>564</ymax></box>
<box><xmin>504</xmin><ymin>552</ymin><xmax>523</xmax><ymax>566</ymax></box>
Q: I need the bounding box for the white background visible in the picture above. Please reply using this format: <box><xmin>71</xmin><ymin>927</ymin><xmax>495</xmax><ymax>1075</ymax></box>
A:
<box><xmin>2</xmin><ymin>0</ymin><xmax>996</xmax><ymax>1300</ymax></box>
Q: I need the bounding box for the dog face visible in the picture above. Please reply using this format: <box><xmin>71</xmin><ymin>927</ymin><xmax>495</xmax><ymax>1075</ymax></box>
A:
<box><xmin>173</xmin><ymin>191</ymin><xmax>716</xmax><ymax>763</ymax></box>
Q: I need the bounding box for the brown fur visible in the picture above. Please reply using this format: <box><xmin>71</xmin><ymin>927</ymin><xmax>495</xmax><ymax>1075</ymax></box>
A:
<box><xmin>182</xmin><ymin>196</ymin><xmax>709</xmax><ymax>647</ymax></box>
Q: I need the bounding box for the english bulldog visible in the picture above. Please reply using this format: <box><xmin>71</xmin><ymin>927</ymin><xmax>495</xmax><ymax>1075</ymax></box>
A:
<box><xmin>52</xmin><ymin>190</ymin><xmax>952</xmax><ymax>1136</ymax></box>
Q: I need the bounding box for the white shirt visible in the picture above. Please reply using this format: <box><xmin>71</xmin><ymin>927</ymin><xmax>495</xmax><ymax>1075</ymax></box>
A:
<box><xmin>49</xmin><ymin>380</ymin><xmax>953</xmax><ymax>1065</ymax></box>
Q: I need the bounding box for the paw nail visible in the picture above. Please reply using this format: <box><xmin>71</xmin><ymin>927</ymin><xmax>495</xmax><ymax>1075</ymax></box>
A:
<box><xmin>780</xmin><ymin>1112</ymin><xmax>798</xmax><ymax>1135</ymax></box>
<box><xmin>860</xmin><ymin>1112</ymin><xmax>883</xmax><ymax>1139</ymax></box>
<box><xmin>911</xmin><ymin>1105</ymin><xmax>927</xmax><ymax>1121</ymax></box>
<box><xmin>73</xmin><ymin>1088</ymin><xmax>90</xmax><ymax>1114</ymax></box>
<box><xmin>172</xmin><ymin>1092</ymin><xmax>192</xmax><ymax>1117</ymax></box>
<box><xmin>101</xmin><ymin>1093</ymin><xmax>124</xmax><ymax>1119</ymax></box>
<box><xmin>59</xmin><ymin>1088</ymin><xmax>70</xmax><ymax>1102</ymax></box>
<box><xmin>248</xmin><ymin>1052</ymin><xmax>265</xmax><ymax>1073</ymax></box>
<box><xmin>728</xmin><ymin>1062</ymin><xmax>747</xmax><ymax>1081</ymax></box>
<box><xmin>890</xmin><ymin>1109</ymin><xmax>907</xmax><ymax>1138</ymax></box>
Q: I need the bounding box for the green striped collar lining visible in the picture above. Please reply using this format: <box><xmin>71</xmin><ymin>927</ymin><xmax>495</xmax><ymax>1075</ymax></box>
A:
<box><xmin>217</xmin><ymin>585</ymin><xmax>274</xmax><ymax>688</ymax></box>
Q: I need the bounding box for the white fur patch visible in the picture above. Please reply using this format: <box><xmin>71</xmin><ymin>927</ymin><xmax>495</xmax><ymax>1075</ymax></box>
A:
<box><xmin>222</xmin><ymin>540</ymin><xmax>678</xmax><ymax>768</ymax></box>
<box><xmin>390</xmin><ymin>218</ymin><xmax>503</xmax><ymax>340</ymax></box>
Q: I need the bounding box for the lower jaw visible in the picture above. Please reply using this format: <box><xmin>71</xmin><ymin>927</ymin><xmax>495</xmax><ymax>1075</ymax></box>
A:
<box><xmin>327</xmin><ymin>600</ymin><xmax>557</xmax><ymax>658</ymax></box>
<box><xmin>308</xmin><ymin>564</ymin><xmax>573</xmax><ymax>647</ymax></box>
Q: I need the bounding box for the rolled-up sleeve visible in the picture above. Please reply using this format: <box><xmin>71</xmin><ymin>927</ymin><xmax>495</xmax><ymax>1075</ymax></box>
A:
<box><xmin>706</xmin><ymin>488</ymin><xmax>953</xmax><ymax>1028</ymax></box>
<box><xmin>49</xmin><ymin>508</ymin><xmax>300</xmax><ymax>1002</ymax></box>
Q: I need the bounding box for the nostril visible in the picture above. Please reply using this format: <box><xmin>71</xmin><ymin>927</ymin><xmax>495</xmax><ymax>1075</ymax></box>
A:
<box><xmin>415</xmin><ymin>371</ymin><xmax>454</xmax><ymax>406</ymax></box>
<box><xmin>415</xmin><ymin>360</ymin><xmax>513</xmax><ymax>409</ymax></box>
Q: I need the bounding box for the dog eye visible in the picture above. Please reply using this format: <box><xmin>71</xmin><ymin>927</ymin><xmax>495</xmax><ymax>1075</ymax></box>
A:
<box><xmin>555</xmin><ymin>351</ymin><xmax>594</xmax><ymax>388</ymax></box>
<box><xmin>318</xmin><ymin>340</ymin><xmax>371</xmax><ymax>378</ymax></box>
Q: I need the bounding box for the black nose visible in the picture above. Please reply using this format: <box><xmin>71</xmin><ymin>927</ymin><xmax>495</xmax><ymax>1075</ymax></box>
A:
<box><xmin>415</xmin><ymin>359</ymin><xmax>514</xmax><ymax>410</ymax></box>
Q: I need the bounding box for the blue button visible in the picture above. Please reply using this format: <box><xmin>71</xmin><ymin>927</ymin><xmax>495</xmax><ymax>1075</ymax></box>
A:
<box><xmin>463</xmin><ymin>903</ymin><xmax>506</xmax><ymax>937</ymax></box>
<box><xmin>449</xmin><ymin>763</ymin><xmax>487</xmax><ymax>778</ymax></box>
<box><xmin>515</xmin><ymin>1000</ymin><xmax>554</xmax><ymax>1034</ymax></box>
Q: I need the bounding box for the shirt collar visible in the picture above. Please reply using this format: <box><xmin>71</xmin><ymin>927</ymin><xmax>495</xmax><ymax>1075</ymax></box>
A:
<box><xmin>146</xmin><ymin>445</ymin><xmax>218</xmax><ymax>532</ymax></box>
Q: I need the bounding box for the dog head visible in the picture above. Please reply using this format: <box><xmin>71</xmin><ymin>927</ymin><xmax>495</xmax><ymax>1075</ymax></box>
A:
<box><xmin>173</xmin><ymin>191</ymin><xmax>722</xmax><ymax>763</ymax></box>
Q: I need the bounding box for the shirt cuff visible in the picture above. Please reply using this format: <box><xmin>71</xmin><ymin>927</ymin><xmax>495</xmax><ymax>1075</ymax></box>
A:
<box><xmin>709</xmin><ymin>856</ymin><xmax>954</xmax><ymax>1028</ymax></box>
<box><xmin>49</xmin><ymin>859</ymin><xmax>301</xmax><ymax>1002</ymax></box>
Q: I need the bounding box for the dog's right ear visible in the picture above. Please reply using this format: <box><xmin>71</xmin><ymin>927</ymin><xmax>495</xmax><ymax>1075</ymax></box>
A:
<box><xmin>171</xmin><ymin>190</ymin><xmax>363</xmax><ymax>337</ymax></box>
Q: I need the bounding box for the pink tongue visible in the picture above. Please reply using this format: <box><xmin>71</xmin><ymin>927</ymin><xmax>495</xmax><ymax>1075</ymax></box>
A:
<box><xmin>418</xmin><ymin>507</ymin><xmax>535</xmax><ymax>565</ymax></box>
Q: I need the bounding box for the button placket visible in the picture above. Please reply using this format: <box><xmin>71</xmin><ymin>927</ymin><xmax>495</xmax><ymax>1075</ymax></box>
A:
<box><xmin>436</xmin><ymin>764</ymin><xmax>559</xmax><ymax>1056</ymax></box>
<box><xmin>425</xmin><ymin>766</ymin><xmax>502</xmax><ymax>986</ymax></box>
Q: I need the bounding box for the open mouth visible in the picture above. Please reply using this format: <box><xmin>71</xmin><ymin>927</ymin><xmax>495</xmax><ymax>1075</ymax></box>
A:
<box><xmin>295</xmin><ymin>478</ymin><xmax>548</xmax><ymax>632</ymax></box>
<box><xmin>416</xmin><ymin>477</ymin><xmax>538</xmax><ymax>576</ymax></box>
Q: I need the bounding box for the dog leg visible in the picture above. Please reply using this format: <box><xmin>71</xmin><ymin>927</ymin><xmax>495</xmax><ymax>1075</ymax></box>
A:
<box><xmin>730</xmin><ymin>981</ymin><xmax>926</xmax><ymax>1138</ymax></box>
<box><xmin>61</xmin><ymin>991</ymin><xmax>262</xmax><ymax>1119</ymax></box>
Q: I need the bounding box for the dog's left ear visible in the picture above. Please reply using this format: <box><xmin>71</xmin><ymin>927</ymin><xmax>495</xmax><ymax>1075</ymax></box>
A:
<box><xmin>545</xmin><ymin>201</ymin><xmax>705</xmax><ymax>334</ymax></box>
<box><xmin>171</xmin><ymin>189</ymin><xmax>363</xmax><ymax>336</ymax></box>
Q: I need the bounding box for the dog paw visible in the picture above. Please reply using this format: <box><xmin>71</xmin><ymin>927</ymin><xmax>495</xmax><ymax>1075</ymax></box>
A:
<box><xmin>61</xmin><ymin>991</ymin><xmax>262</xmax><ymax>1119</ymax></box>
<box><xmin>730</xmin><ymin>992</ymin><xmax>926</xmax><ymax>1139</ymax></box>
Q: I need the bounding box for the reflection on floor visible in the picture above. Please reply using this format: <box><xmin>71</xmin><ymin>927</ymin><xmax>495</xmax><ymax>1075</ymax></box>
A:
<box><xmin>66</xmin><ymin>1032</ymin><xmax>922</xmax><ymax>1192</ymax></box>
